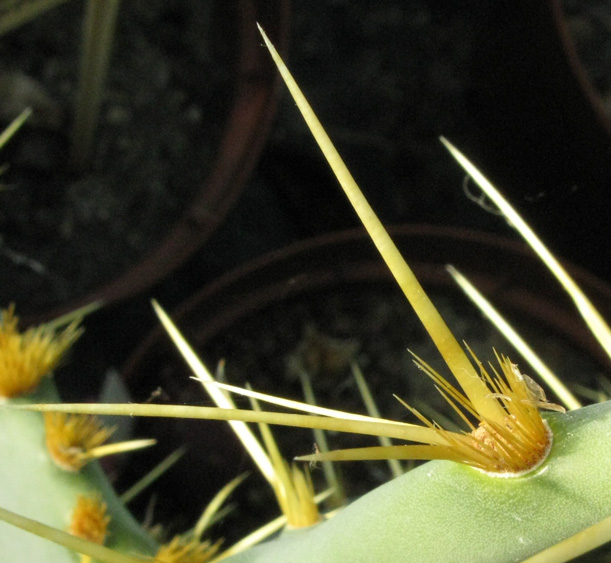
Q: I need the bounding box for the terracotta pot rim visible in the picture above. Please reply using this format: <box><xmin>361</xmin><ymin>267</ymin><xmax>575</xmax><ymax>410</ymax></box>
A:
<box><xmin>123</xmin><ymin>224</ymin><xmax>611</xmax><ymax>382</ymax></box>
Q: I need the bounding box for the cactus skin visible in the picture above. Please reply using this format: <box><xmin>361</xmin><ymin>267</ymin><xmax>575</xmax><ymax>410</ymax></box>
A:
<box><xmin>224</xmin><ymin>401</ymin><xmax>611</xmax><ymax>563</ymax></box>
<box><xmin>0</xmin><ymin>377</ymin><xmax>157</xmax><ymax>561</ymax></box>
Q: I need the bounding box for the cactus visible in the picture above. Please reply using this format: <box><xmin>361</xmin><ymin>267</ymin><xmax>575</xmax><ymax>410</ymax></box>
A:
<box><xmin>2</xmin><ymin>25</ymin><xmax>611</xmax><ymax>563</ymax></box>
<box><xmin>0</xmin><ymin>308</ymin><xmax>157</xmax><ymax>562</ymax></box>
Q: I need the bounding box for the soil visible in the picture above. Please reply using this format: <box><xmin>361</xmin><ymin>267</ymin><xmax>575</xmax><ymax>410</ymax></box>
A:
<box><xmin>0</xmin><ymin>0</ymin><xmax>233</xmax><ymax>316</ymax></box>
<box><xmin>1</xmin><ymin>0</ymin><xmax>609</xmax><ymax>318</ymax></box>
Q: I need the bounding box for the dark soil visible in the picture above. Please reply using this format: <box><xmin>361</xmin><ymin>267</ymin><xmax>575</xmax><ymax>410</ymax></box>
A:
<box><xmin>2</xmin><ymin>0</ymin><xmax>610</xmax><ymax>319</ymax></box>
<box><xmin>0</xmin><ymin>0</ymin><xmax>233</xmax><ymax>315</ymax></box>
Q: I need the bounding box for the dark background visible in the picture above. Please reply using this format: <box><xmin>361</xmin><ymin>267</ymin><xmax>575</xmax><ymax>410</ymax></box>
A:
<box><xmin>2</xmin><ymin>0</ymin><xmax>611</xmax><ymax>384</ymax></box>
<box><xmin>101</xmin><ymin>0</ymin><xmax>611</xmax><ymax>387</ymax></box>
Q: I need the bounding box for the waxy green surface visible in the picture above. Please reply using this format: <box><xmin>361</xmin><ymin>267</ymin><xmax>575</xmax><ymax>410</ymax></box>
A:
<box><xmin>0</xmin><ymin>379</ymin><xmax>157</xmax><ymax>561</ymax></box>
<box><xmin>226</xmin><ymin>401</ymin><xmax>611</xmax><ymax>563</ymax></box>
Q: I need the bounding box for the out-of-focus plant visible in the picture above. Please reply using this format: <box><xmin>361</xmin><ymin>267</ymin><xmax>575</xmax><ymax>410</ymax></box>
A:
<box><xmin>0</xmin><ymin>0</ymin><xmax>121</xmax><ymax>168</ymax></box>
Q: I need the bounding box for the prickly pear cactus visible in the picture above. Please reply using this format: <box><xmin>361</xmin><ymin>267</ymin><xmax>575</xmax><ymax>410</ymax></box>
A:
<box><xmin>2</xmin><ymin>25</ymin><xmax>611</xmax><ymax>563</ymax></box>
<box><xmin>0</xmin><ymin>308</ymin><xmax>157</xmax><ymax>561</ymax></box>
